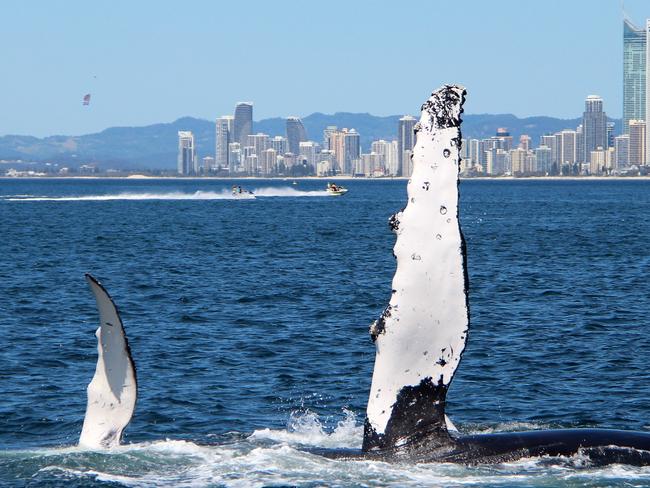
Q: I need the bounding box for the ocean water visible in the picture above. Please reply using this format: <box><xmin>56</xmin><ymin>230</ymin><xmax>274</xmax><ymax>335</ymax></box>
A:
<box><xmin>2</xmin><ymin>177</ymin><xmax>650</xmax><ymax>487</ymax></box>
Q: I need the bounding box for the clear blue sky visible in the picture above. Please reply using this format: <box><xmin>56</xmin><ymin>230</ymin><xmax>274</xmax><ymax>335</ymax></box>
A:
<box><xmin>2</xmin><ymin>0</ymin><xmax>648</xmax><ymax>137</ymax></box>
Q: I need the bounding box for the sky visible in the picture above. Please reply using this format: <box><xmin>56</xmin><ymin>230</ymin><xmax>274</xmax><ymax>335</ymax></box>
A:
<box><xmin>2</xmin><ymin>0</ymin><xmax>649</xmax><ymax>137</ymax></box>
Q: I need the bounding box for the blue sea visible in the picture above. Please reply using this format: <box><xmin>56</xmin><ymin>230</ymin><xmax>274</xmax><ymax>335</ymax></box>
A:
<box><xmin>2</xmin><ymin>177</ymin><xmax>650</xmax><ymax>487</ymax></box>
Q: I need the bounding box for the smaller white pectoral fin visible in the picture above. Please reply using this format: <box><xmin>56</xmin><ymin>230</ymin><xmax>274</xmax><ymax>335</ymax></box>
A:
<box><xmin>78</xmin><ymin>274</ymin><xmax>137</xmax><ymax>449</ymax></box>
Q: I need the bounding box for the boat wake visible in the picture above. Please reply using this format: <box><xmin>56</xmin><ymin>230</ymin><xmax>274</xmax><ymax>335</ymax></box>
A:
<box><xmin>4</xmin><ymin>412</ymin><xmax>650</xmax><ymax>487</ymax></box>
<box><xmin>2</xmin><ymin>187</ymin><xmax>328</xmax><ymax>201</ymax></box>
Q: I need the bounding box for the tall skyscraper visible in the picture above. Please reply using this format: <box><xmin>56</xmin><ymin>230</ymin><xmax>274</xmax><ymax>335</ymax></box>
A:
<box><xmin>215</xmin><ymin>115</ymin><xmax>234</xmax><ymax>172</ymax></box>
<box><xmin>582</xmin><ymin>95</ymin><xmax>608</xmax><ymax>163</ymax></box>
<box><xmin>177</xmin><ymin>131</ymin><xmax>196</xmax><ymax>175</ymax></box>
<box><xmin>623</xmin><ymin>19</ymin><xmax>646</xmax><ymax>134</ymax></box>
<box><xmin>398</xmin><ymin>115</ymin><xmax>416</xmax><ymax>176</ymax></box>
<box><xmin>646</xmin><ymin>19</ymin><xmax>650</xmax><ymax>163</ymax></box>
<box><xmin>233</xmin><ymin>102</ymin><xmax>253</xmax><ymax>147</ymax></box>
<box><xmin>286</xmin><ymin>117</ymin><xmax>307</xmax><ymax>155</ymax></box>
<box><xmin>343</xmin><ymin>129</ymin><xmax>360</xmax><ymax>175</ymax></box>
<box><xmin>629</xmin><ymin>119</ymin><xmax>647</xmax><ymax>165</ymax></box>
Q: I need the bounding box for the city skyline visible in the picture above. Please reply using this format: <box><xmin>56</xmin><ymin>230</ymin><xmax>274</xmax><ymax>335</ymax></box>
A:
<box><xmin>2</xmin><ymin>0</ymin><xmax>650</xmax><ymax>137</ymax></box>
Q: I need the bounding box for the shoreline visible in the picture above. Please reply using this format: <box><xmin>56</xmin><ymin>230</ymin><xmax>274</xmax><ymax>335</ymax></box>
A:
<box><xmin>2</xmin><ymin>175</ymin><xmax>650</xmax><ymax>181</ymax></box>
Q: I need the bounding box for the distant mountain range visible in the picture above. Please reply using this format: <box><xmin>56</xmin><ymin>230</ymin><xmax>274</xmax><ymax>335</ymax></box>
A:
<box><xmin>0</xmin><ymin>113</ymin><xmax>621</xmax><ymax>171</ymax></box>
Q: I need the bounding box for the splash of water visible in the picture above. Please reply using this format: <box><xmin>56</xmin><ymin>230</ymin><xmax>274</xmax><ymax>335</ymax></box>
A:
<box><xmin>3</xmin><ymin>187</ymin><xmax>327</xmax><ymax>201</ymax></box>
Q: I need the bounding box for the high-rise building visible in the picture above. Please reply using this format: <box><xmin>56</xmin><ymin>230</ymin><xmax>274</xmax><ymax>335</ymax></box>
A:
<box><xmin>559</xmin><ymin>130</ymin><xmax>577</xmax><ymax>168</ymax></box>
<box><xmin>590</xmin><ymin>148</ymin><xmax>607</xmax><ymax>175</ymax></box>
<box><xmin>323</xmin><ymin>126</ymin><xmax>338</xmax><ymax>149</ymax></box>
<box><xmin>316</xmin><ymin>149</ymin><xmax>336</xmax><ymax>176</ymax></box>
<box><xmin>535</xmin><ymin>146</ymin><xmax>552</xmax><ymax>174</ymax></box>
<box><xmin>540</xmin><ymin>134</ymin><xmax>558</xmax><ymax>173</ymax></box>
<box><xmin>260</xmin><ymin>148</ymin><xmax>277</xmax><ymax>176</ymax></box>
<box><xmin>177</xmin><ymin>131</ymin><xmax>196</xmax><ymax>175</ymax></box>
<box><xmin>247</xmin><ymin>133</ymin><xmax>270</xmax><ymax>161</ymax></box>
<box><xmin>629</xmin><ymin>119</ymin><xmax>647</xmax><ymax>165</ymax></box>
<box><xmin>582</xmin><ymin>95</ymin><xmax>608</xmax><ymax>163</ymax></box>
<box><xmin>233</xmin><ymin>102</ymin><xmax>253</xmax><ymax>147</ymax></box>
<box><xmin>646</xmin><ymin>19</ymin><xmax>650</xmax><ymax>163</ymax></box>
<box><xmin>519</xmin><ymin>135</ymin><xmax>532</xmax><ymax>152</ymax></box>
<box><xmin>326</xmin><ymin>129</ymin><xmax>345</xmax><ymax>174</ymax></box>
<box><xmin>615</xmin><ymin>134</ymin><xmax>630</xmax><ymax>168</ymax></box>
<box><xmin>215</xmin><ymin>115</ymin><xmax>234</xmax><ymax>171</ymax></box>
<box><xmin>271</xmin><ymin>136</ymin><xmax>288</xmax><ymax>155</ymax></box>
<box><xmin>201</xmin><ymin>156</ymin><xmax>215</xmax><ymax>174</ymax></box>
<box><xmin>485</xmin><ymin>148</ymin><xmax>507</xmax><ymax>175</ymax></box>
<box><xmin>607</xmin><ymin>122</ymin><xmax>616</xmax><ymax>148</ymax></box>
<box><xmin>398</xmin><ymin>115</ymin><xmax>416</xmax><ymax>176</ymax></box>
<box><xmin>344</xmin><ymin>129</ymin><xmax>360</xmax><ymax>175</ymax></box>
<box><xmin>228</xmin><ymin>143</ymin><xmax>241</xmax><ymax>173</ymax></box>
<box><xmin>623</xmin><ymin>19</ymin><xmax>646</xmax><ymax>134</ymax></box>
<box><xmin>299</xmin><ymin>141</ymin><xmax>318</xmax><ymax>167</ymax></box>
<box><xmin>358</xmin><ymin>152</ymin><xmax>383</xmax><ymax>176</ymax></box>
<box><xmin>286</xmin><ymin>117</ymin><xmax>307</xmax><ymax>155</ymax></box>
<box><xmin>510</xmin><ymin>148</ymin><xmax>528</xmax><ymax>175</ymax></box>
<box><xmin>576</xmin><ymin>124</ymin><xmax>585</xmax><ymax>164</ymax></box>
<box><xmin>495</xmin><ymin>128</ymin><xmax>514</xmax><ymax>151</ymax></box>
<box><xmin>469</xmin><ymin>139</ymin><xmax>480</xmax><ymax>168</ymax></box>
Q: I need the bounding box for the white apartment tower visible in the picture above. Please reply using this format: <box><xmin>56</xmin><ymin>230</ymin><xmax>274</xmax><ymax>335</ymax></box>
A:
<box><xmin>215</xmin><ymin>116</ymin><xmax>234</xmax><ymax>172</ymax></box>
<box><xmin>177</xmin><ymin>131</ymin><xmax>196</xmax><ymax>175</ymax></box>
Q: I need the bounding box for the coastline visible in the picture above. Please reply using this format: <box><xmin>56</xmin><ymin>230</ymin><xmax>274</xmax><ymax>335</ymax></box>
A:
<box><xmin>2</xmin><ymin>175</ymin><xmax>650</xmax><ymax>181</ymax></box>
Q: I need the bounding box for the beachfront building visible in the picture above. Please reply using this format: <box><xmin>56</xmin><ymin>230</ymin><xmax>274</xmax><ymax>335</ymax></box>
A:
<box><xmin>624</xmin><ymin>18</ymin><xmax>646</xmax><ymax>134</ymax></box>
<box><xmin>615</xmin><ymin>134</ymin><xmax>630</xmax><ymax>169</ymax></box>
<box><xmin>397</xmin><ymin>115</ymin><xmax>416</xmax><ymax>176</ymax></box>
<box><xmin>216</xmin><ymin>115</ymin><xmax>234</xmax><ymax>172</ymax></box>
<box><xmin>177</xmin><ymin>131</ymin><xmax>196</xmax><ymax>175</ymax></box>
<box><xmin>286</xmin><ymin>117</ymin><xmax>307</xmax><ymax>155</ymax></box>
<box><xmin>233</xmin><ymin>102</ymin><xmax>253</xmax><ymax>147</ymax></box>
<box><xmin>582</xmin><ymin>96</ymin><xmax>608</xmax><ymax>164</ymax></box>
<box><xmin>629</xmin><ymin>119</ymin><xmax>647</xmax><ymax>166</ymax></box>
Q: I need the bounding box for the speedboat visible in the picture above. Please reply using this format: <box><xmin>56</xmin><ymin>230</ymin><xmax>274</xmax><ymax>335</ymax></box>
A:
<box><xmin>326</xmin><ymin>183</ymin><xmax>348</xmax><ymax>196</ymax></box>
<box><xmin>231</xmin><ymin>186</ymin><xmax>255</xmax><ymax>199</ymax></box>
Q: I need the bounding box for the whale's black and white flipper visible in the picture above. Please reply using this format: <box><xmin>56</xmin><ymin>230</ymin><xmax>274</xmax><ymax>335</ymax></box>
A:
<box><xmin>363</xmin><ymin>85</ymin><xmax>468</xmax><ymax>453</ymax></box>
<box><xmin>78</xmin><ymin>274</ymin><xmax>137</xmax><ymax>449</ymax></box>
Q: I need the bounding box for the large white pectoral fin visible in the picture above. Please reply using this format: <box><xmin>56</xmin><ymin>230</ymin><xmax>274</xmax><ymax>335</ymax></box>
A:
<box><xmin>78</xmin><ymin>274</ymin><xmax>137</xmax><ymax>449</ymax></box>
<box><xmin>363</xmin><ymin>85</ymin><xmax>468</xmax><ymax>452</ymax></box>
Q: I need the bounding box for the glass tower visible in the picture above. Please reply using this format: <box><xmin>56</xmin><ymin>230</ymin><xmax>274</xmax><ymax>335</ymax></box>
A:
<box><xmin>233</xmin><ymin>102</ymin><xmax>253</xmax><ymax>147</ymax></box>
<box><xmin>286</xmin><ymin>117</ymin><xmax>307</xmax><ymax>155</ymax></box>
<box><xmin>623</xmin><ymin>19</ymin><xmax>646</xmax><ymax>134</ymax></box>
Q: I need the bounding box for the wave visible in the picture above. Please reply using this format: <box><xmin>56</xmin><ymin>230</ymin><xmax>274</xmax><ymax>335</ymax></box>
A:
<box><xmin>3</xmin><ymin>187</ymin><xmax>328</xmax><ymax>201</ymax></box>
<box><xmin>7</xmin><ymin>413</ymin><xmax>650</xmax><ymax>487</ymax></box>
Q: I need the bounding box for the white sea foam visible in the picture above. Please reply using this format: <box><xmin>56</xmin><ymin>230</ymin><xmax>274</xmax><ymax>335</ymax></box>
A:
<box><xmin>250</xmin><ymin>187</ymin><xmax>326</xmax><ymax>197</ymax></box>
<box><xmin>9</xmin><ymin>413</ymin><xmax>650</xmax><ymax>487</ymax></box>
<box><xmin>3</xmin><ymin>187</ymin><xmax>327</xmax><ymax>201</ymax></box>
<box><xmin>249</xmin><ymin>409</ymin><xmax>362</xmax><ymax>448</ymax></box>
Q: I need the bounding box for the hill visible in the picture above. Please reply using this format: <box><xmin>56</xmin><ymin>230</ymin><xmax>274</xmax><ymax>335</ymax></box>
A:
<box><xmin>0</xmin><ymin>113</ymin><xmax>620</xmax><ymax>171</ymax></box>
